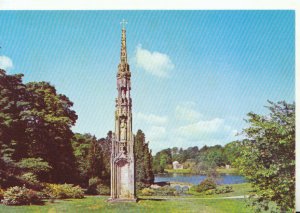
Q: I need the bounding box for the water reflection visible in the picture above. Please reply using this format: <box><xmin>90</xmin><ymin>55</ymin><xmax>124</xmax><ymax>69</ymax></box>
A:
<box><xmin>154</xmin><ymin>173</ymin><xmax>246</xmax><ymax>185</ymax></box>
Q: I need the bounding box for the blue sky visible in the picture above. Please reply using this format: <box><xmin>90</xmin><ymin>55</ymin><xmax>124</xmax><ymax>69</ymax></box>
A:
<box><xmin>0</xmin><ymin>11</ymin><xmax>294</xmax><ymax>153</ymax></box>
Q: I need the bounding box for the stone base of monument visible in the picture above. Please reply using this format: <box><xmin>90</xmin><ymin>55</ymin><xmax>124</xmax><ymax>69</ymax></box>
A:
<box><xmin>107</xmin><ymin>197</ymin><xmax>138</xmax><ymax>202</ymax></box>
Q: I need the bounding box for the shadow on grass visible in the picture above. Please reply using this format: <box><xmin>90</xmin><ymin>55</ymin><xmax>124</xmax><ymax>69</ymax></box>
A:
<box><xmin>137</xmin><ymin>198</ymin><xmax>166</xmax><ymax>202</ymax></box>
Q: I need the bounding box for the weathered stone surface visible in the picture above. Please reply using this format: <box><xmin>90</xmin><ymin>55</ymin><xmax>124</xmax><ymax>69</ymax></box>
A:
<box><xmin>109</xmin><ymin>23</ymin><xmax>136</xmax><ymax>202</ymax></box>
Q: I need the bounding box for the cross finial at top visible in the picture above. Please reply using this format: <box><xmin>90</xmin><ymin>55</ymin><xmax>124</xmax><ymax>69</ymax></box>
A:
<box><xmin>120</xmin><ymin>19</ymin><xmax>128</xmax><ymax>30</ymax></box>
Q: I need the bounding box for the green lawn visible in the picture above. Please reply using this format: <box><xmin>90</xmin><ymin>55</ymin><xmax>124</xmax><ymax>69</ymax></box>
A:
<box><xmin>188</xmin><ymin>183</ymin><xmax>253</xmax><ymax>198</ymax></box>
<box><xmin>0</xmin><ymin>183</ymin><xmax>256</xmax><ymax>213</ymax></box>
<box><xmin>0</xmin><ymin>196</ymin><xmax>253</xmax><ymax>213</ymax></box>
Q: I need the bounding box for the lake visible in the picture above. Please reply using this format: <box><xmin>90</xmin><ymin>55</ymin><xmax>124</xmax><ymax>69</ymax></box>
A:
<box><xmin>155</xmin><ymin>173</ymin><xmax>246</xmax><ymax>185</ymax></box>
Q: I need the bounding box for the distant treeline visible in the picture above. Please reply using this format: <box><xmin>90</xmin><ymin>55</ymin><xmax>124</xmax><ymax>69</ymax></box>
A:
<box><xmin>153</xmin><ymin>142</ymin><xmax>241</xmax><ymax>174</ymax></box>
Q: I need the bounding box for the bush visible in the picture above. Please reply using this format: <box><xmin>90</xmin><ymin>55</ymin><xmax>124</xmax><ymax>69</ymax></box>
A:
<box><xmin>2</xmin><ymin>186</ymin><xmax>42</xmax><ymax>205</ymax></box>
<box><xmin>87</xmin><ymin>177</ymin><xmax>101</xmax><ymax>195</ymax></box>
<box><xmin>136</xmin><ymin>182</ymin><xmax>149</xmax><ymax>191</ymax></box>
<box><xmin>44</xmin><ymin>184</ymin><xmax>84</xmax><ymax>199</ymax></box>
<box><xmin>214</xmin><ymin>185</ymin><xmax>233</xmax><ymax>194</ymax></box>
<box><xmin>205</xmin><ymin>189</ymin><xmax>214</xmax><ymax>195</ymax></box>
<box><xmin>141</xmin><ymin>188</ymin><xmax>155</xmax><ymax>196</ymax></box>
<box><xmin>96</xmin><ymin>184</ymin><xmax>110</xmax><ymax>195</ymax></box>
<box><xmin>153</xmin><ymin>186</ymin><xmax>177</xmax><ymax>196</ymax></box>
<box><xmin>195</xmin><ymin>178</ymin><xmax>216</xmax><ymax>193</ymax></box>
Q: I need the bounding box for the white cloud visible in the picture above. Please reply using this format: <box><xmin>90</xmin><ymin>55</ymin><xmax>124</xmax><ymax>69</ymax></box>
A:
<box><xmin>0</xmin><ymin>55</ymin><xmax>13</xmax><ymax>71</ymax></box>
<box><xmin>175</xmin><ymin>102</ymin><xmax>202</xmax><ymax>122</ymax></box>
<box><xmin>176</xmin><ymin>118</ymin><xmax>234</xmax><ymax>141</ymax></box>
<box><xmin>136</xmin><ymin>112</ymin><xmax>168</xmax><ymax>126</ymax></box>
<box><xmin>147</xmin><ymin>126</ymin><xmax>167</xmax><ymax>141</ymax></box>
<box><xmin>135</xmin><ymin>44</ymin><xmax>174</xmax><ymax>78</ymax></box>
<box><xmin>177</xmin><ymin>118</ymin><xmax>223</xmax><ymax>137</ymax></box>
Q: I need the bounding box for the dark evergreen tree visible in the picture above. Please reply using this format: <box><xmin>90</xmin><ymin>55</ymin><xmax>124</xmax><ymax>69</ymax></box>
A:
<box><xmin>87</xmin><ymin>136</ymin><xmax>103</xmax><ymax>179</ymax></box>
<box><xmin>134</xmin><ymin>130</ymin><xmax>154</xmax><ymax>185</ymax></box>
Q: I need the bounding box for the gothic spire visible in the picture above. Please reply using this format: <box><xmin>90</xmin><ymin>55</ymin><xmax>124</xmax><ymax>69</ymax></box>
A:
<box><xmin>120</xmin><ymin>19</ymin><xmax>128</xmax><ymax>64</ymax></box>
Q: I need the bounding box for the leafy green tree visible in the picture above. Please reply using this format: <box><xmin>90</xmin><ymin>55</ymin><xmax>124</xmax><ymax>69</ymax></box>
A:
<box><xmin>223</xmin><ymin>141</ymin><xmax>242</xmax><ymax>165</ymax></box>
<box><xmin>236</xmin><ymin>101</ymin><xmax>295</xmax><ymax>212</ymax></box>
<box><xmin>0</xmin><ymin>69</ymin><xmax>28</xmax><ymax>187</ymax></box>
<box><xmin>153</xmin><ymin>148</ymin><xmax>172</xmax><ymax>173</ymax></box>
<box><xmin>22</xmin><ymin>82</ymin><xmax>78</xmax><ymax>183</ymax></box>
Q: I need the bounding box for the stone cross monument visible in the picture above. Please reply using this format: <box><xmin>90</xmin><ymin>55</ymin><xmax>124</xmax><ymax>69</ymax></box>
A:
<box><xmin>109</xmin><ymin>20</ymin><xmax>136</xmax><ymax>202</ymax></box>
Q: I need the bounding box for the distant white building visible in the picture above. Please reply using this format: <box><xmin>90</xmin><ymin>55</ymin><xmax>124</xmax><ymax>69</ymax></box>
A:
<box><xmin>172</xmin><ymin>161</ymin><xmax>183</xmax><ymax>170</ymax></box>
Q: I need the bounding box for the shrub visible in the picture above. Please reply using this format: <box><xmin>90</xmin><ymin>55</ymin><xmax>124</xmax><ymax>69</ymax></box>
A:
<box><xmin>141</xmin><ymin>188</ymin><xmax>155</xmax><ymax>196</ymax></box>
<box><xmin>44</xmin><ymin>184</ymin><xmax>84</xmax><ymax>199</ymax></box>
<box><xmin>87</xmin><ymin>177</ymin><xmax>101</xmax><ymax>195</ymax></box>
<box><xmin>2</xmin><ymin>186</ymin><xmax>42</xmax><ymax>205</ymax></box>
<box><xmin>136</xmin><ymin>182</ymin><xmax>150</xmax><ymax>191</ymax></box>
<box><xmin>153</xmin><ymin>186</ymin><xmax>177</xmax><ymax>196</ymax></box>
<box><xmin>96</xmin><ymin>184</ymin><xmax>110</xmax><ymax>195</ymax></box>
<box><xmin>205</xmin><ymin>189</ymin><xmax>214</xmax><ymax>195</ymax></box>
<box><xmin>195</xmin><ymin>178</ymin><xmax>216</xmax><ymax>193</ymax></box>
<box><xmin>214</xmin><ymin>185</ymin><xmax>233</xmax><ymax>194</ymax></box>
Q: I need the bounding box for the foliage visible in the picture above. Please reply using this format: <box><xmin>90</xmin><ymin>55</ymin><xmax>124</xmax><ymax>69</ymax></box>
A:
<box><xmin>153</xmin><ymin>148</ymin><xmax>172</xmax><ymax>173</ymax></box>
<box><xmin>153</xmin><ymin>144</ymin><xmax>233</xmax><ymax>175</ymax></box>
<box><xmin>2</xmin><ymin>186</ymin><xmax>42</xmax><ymax>205</ymax></box>
<box><xmin>96</xmin><ymin>184</ymin><xmax>110</xmax><ymax>195</ymax></box>
<box><xmin>0</xmin><ymin>70</ymin><xmax>78</xmax><ymax>185</ymax></box>
<box><xmin>140</xmin><ymin>188</ymin><xmax>155</xmax><ymax>196</ymax></box>
<box><xmin>86</xmin><ymin>137</ymin><xmax>104</xmax><ymax>180</ymax></box>
<box><xmin>214</xmin><ymin>186</ymin><xmax>233</xmax><ymax>194</ymax></box>
<box><xmin>0</xmin><ymin>69</ymin><xmax>28</xmax><ymax>187</ymax></box>
<box><xmin>17</xmin><ymin>158</ymin><xmax>52</xmax><ymax>181</ymax></box>
<box><xmin>235</xmin><ymin>101</ymin><xmax>295</xmax><ymax>212</ymax></box>
<box><xmin>24</xmin><ymin>82</ymin><xmax>78</xmax><ymax>183</ymax></box>
<box><xmin>136</xmin><ymin>182</ymin><xmax>149</xmax><ymax>191</ymax></box>
<box><xmin>141</xmin><ymin>186</ymin><xmax>177</xmax><ymax>196</ymax></box>
<box><xmin>87</xmin><ymin>177</ymin><xmax>101</xmax><ymax>195</ymax></box>
<box><xmin>43</xmin><ymin>184</ymin><xmax>84</xmax><ymax>199</ymax></box>
<box><xmin>20</xmin><ymin>172</ymin><xmax>39</xmax><ymax>185</ymax></box>
<box><xmin>194</xmin><ymin>178</ymin><xmax>216</xmax><ymax>193</ymax></box>
<box><xmin>223</xmin><ymin>141</ymin><xmax>242</xmax><ymax>165</ymax></box>
<box><xmin>134</xmin><ymin>130</ymin><xmax>154</xmax><ymax>184</ymax></box>
<box><xmin>72</xmin><ymin>132</ymin><xmax>111</xmax><ymax>188</ymax></box>
<box><xmin>205</xmin><ymin>189</ymin><xmax>214</xmax><ymax>195</ymax></box>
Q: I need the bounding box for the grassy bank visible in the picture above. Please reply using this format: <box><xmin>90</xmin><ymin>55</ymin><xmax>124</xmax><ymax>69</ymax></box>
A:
<box><xmin>188</xmin><ymin>183</ymin><xmax>252</xmax><ymax>198</ymax></box>
<box><xmin>0</xmin><ymin>195</ymin><xmax>252</xmax><ymax>213</ymax></box>
<box><xmin>165</xmin><ymin>168</ymin><xmax>192</xmax><ymax>174</ymax></box>
<box><xmin>165</xmin><ymin>167</ymin><xmax>238</xmax><ymax>175</ymax></box>
<box><xmin>0</xmin><ymin>183</ymin><xmax>255</xmax><ymax>213</ymax></box>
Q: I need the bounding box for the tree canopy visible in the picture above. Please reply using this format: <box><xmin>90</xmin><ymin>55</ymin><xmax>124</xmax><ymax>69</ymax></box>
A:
<box><xmin>235</xmin><ymin>101</ymin><xmax>295</xmax><ymax>212</ymax></box>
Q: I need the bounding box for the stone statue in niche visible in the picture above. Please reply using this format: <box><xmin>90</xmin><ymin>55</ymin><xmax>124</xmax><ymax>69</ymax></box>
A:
<box><xmin>121</xmin><ymin>107</ymin><xmax>126</xmax><ymax>116</ymax></box>
<box><xmin>122</xmin><ymin>90</ymin><xmax>126</xmax><ymax>99</ymax></box>
<box><xmin>120</xmin><ymin>119</ymin><xmax>126</xmax><ymax>141</ymax></box>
